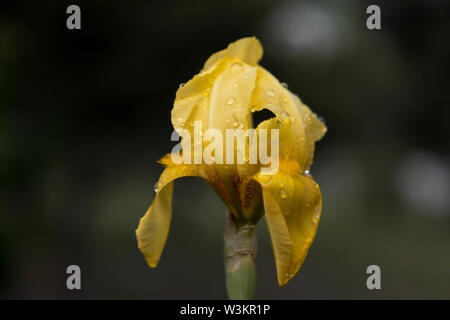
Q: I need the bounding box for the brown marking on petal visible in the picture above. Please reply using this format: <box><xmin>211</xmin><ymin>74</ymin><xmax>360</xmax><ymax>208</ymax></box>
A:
<box><xmin>216</xmin><ymin>181</ymin><xmax>233</xmax><ymax>205</ymax></box>
<box><xmin>243</xmin><ymin>179</ymin><xmax>258</xmax><ymax>210</ymax></box>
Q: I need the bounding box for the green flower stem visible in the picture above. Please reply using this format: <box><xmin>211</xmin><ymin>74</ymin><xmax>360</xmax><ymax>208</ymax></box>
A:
<box><xmin>224</xmin><ymin>211</ymin><xmax>257</xmax><ymax>300</ymax></box>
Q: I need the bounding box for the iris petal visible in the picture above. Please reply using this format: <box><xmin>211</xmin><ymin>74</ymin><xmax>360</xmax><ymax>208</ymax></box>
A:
<box><xmin>136</xmin><ymin>164</ymin><xmax>199</xmax><ymax>268</ymax></box>
<box><xmin>254</xmin><ymin>170</ymin><xmax>322</xmax><ymax>286</ymax></box>
<box><xmin>251</xmin><ymin>67</ymin><xmax>326</xmax><ymax>170</ymax></box>
<box><xmin>203</xmin><ymin>37</ymin><xmax>263</xmax><ymax>71</ymax></box>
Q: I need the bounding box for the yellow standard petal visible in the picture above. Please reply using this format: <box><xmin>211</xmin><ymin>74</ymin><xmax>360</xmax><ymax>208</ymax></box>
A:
<box><xmin>254</xmin><ymin>169</ymin><xmax>322</xmax><ymax>286</ymax></box>
<box><xmin>171</xmin><ymin>37</ymin><xmax>263</xmax><ymax>136</ymax></box>
<box><xmin>251</xmin><ymin>67</ymin><xmax>327</xmax><ymax>170</ymax></box>
<box><xmin>203</xmin><ymin>37</ymin><xmax>263</xmax><ymax>71</ymax></box>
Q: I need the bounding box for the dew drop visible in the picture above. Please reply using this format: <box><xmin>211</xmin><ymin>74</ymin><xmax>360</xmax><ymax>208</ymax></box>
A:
<box><xmin>280</xmin><ymin>189</ymin><xmax>287</xmax><ymax>199</ymax></box>
<box><xmin>231</xmin><ymin>62</ymin><xmax>242</xmax><ymax>72</ymax></box>
<box><xmin>179</xmin><ymin>83</ymin><xmax>185</xmax><ymax>88</ymax></box>
<box><xmin>285</xmin><ymin>273</ymin><xmax>291</xmax><ymax>277</ymax></box>
<box><xmin>304</xmin><ymin>170</ymin><xmax>310</xmax><ymax>175</ymax></box>
<box><xmin>267</xmin><ymin>89</ymin><xmax>275</xmax><ymax>97</ymax></box>
<box><xmin>281</xmin><ymin>82</ymin><xmax>288</xmax><ymax>89</ymax></box>
<box><xmin>281</xmin><ymin>111</ymin><xmax>289</xmax><ymax>118</ymax></box>
<box><xmin>258</xmin><ymin>174</ymin><xmax>273</xmax><ymax>184</ymax></box>
<box><xmin>233</xmin><ymin>83</ymin><xmax>238</xmax><ymax>88</ymax></box>
<box><xmin>154</xmin><ymin>182</ymin><xmax>160</xmax><ymax>193</ymax></box>
<box><xmin>227</xmin><ymin>97</ymin><xmax>235</xmax><ymax>105</ymax></box>
<box><xmin>312</xmin><ymin>207</ymin><xmax>320</xmax><ymax>224</ymax></box>
<box><xmin>232</xmin><ymin>119</ymin><xmax>240</xmax><ymax>128</ymax></box>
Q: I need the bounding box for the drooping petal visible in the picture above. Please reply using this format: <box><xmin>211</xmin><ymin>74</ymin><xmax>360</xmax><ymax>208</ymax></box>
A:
<box><xmin>136</xmin><ymin>164</ymin><xmax>199</xmax><ymax>268</ymax></box>
<box><xmin>254</xmin><ymin>170</ymin><xmax>322</xmax><ymax>286</ymax></box>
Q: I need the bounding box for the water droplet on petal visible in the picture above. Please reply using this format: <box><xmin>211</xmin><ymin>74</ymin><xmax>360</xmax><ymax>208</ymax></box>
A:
<box><xmin>258</xmin><ymin>174</ymin><xmax>272</xmax><ymax>184</ymax></box>
<box><xmin>281</xmin><ymin>111</ymin><xmax>289</xmax><ymax>118</ymax></box>
<box><xmin>179</xmin><ymin>83</ymin><xmax>185</xmax><ymax>88</ymax></box>
<box><xmin>231</xmin><ymin>62</ymin><xmax>242</xmax><ymax>72</ymax></box>
<box><xmin>304</xmin><ymin>170</ymin><xmax>310</xmax><ymax>175</ymax></box>
<box><xmin>154</xmin><ymin>182</ymin><xmax>160</xmax><ymax>193</ymax></box>
<box><xmin>281</xmin><ymin>82</ymin><xmax>288</xmax><ymax>89</ymax></box>
<box><xmin>285</xmin><ymin>273</ymin><xmax>291</xmax><ymax>277</ymax></box>
<box><xmin>312</xmin><ymin>207</ymin><xmax>320</xmax><ymax>224</ymax></box>
<box><xmin>232</xmin><ymin>119</ymin><xmax>240</xmax><ymax>128</ymax></box>
<box><xmin>227</xmin><ymin>98</ymin><xmax>235</xmax><ymax>105</ymax></box>
<box><xmin>280</xmin><ymin>189</ymin><xmax>287</xmax><ymax>199</ymax></box>
<box><xmin>233</xmin><ymin>83</ymin><xmax>238</xmax><ymax>88</ymax></box>
<box><xmin>267</xmin><ymin>89</ymin><xmax>275</xmax><ymax>97</ymax></box>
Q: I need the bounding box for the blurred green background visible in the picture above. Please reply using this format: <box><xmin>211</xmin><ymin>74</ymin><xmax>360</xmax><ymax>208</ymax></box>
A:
<box><xmin>0</xmin><ymin>0</ymin><xmax>449</xmax><ymax>299</ymax></box>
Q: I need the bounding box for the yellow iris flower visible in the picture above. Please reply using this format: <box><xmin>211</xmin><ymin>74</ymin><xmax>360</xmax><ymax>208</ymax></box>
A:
<box><xmin>136</xmin><ymin>37</ymin><xmax>326</xmax><ymax>287</ymax></box>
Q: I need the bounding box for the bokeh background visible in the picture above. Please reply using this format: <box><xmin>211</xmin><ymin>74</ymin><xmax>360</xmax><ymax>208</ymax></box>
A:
<box><xmin>0</xmin><ymin>0</ymin><xmax>449</xmax><ymax>299</ymax></box>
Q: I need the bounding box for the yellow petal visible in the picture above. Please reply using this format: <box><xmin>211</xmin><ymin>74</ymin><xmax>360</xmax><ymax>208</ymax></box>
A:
<box><xmin>254</xmin><ymin>170</ymin><xmax>322</xmax><ymax>286</ymax></box>
<box><xmin>203</xmin><ymin>37</ymin><xmax>263</xmax><ymax>72</ymax></box>
<box><xmin>289</xmin><ymin>92</ymin><xmax>327</xmax><ymax>170</ymax></box>
<box><xmin>208</xmin><ymin>60</ymin><xmax>256</xmax><ymax>133</ymax></box>
<box><xmin>136</xmin><ymin>164</ymin><xmax>199</xmax><ymax>268</ymax></box>
<box><xmin>172</xmin><ymin>55</ymin><xmax>258</xmax><ymax>143</ymax></box>
<box><xmin>171</xmin><ymin>56</ymin><xmax>232</xmax><ymax>134</ymax></box>
<box><xmin>172</xmin><ymin>37</ymin><xmax>263</xmax><ymax>136</ymax></box>
<box><xmin>251</xmin><ymin>67</ymin><xmax>326</xmax><ymax>169</ymax></box>
<box><xmin>252</xmin><ymin>114</ymin><xmax>297</xmax><ymax>172</ymax></box>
